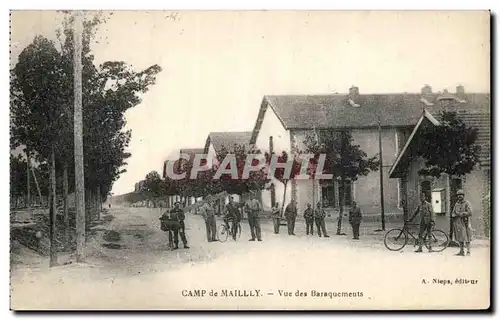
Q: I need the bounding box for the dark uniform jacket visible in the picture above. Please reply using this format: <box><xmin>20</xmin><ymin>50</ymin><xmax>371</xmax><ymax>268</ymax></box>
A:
<box><xmin>349</xmin><ymin>206</ymin><xmax>362</xmax><ymax>224</ymax></box>
<box><xmin>303</xmin><ymin>208</ymin><xmax>314</xmax><ymax>221</ymax></box>
<box><xmin>170</xmin><ymin>208</ymin><xmax>185</xmax><ymax>221</ymax></box>
<box><xmin>412</xmin><ymin>201</ymin><xmax>435</xmax><ymax>225</ymax></box>
<box><xmin>314</xmin><ymin>208</ymin><xmax>326</xmax><ymax>219</ymax></box>
<box><xmin>284</xmin><ymin>204</ymin><xmax>297</xmax><ymax>219</ymax></box>
<box><xmin>225</xmin><ymin>203</ymin><xmax>241</xmax><ymax>221</ymax></box>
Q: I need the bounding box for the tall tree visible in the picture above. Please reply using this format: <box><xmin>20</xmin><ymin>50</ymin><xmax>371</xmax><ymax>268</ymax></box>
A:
<box><xmin>217</xmin><ymin>144</ymin><xmax>269</xmax><ymax>197</ymax></box>
<box><xmin>265</xmin><ymin>150</ymin><xmax>302</xmax><ymax>218</ymax></box>
<box><xmin>304</xmin><ymin>130</ymin><xmax>379</xmax><ymax>235</ymax></box>
<box><xmin>416</xmin><ymin>111</ymin><xmax>480</xmax><ymax>241</ymax></box>
<box><xmin>10</xmin><ymin>36</ymin><xmax>69</xmax><ymax>266</ymax></box>
<box><xmin>416</xmin><ymin>111</ymin><xmax>480</xmax><ymax>178</ymax></box>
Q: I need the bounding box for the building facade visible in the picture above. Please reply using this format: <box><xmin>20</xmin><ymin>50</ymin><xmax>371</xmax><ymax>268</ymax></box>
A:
<box><xmin>249</xmin><ymin>85</ymin><xmax>490</xmax><ymax>218</ymax></box>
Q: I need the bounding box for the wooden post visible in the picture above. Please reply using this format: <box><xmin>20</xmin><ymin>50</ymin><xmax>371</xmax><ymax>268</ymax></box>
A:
<box><xmin>378</xmin><ymin>117</ymin><xmax>386</xmax><ymax>231</ymax></box>
<box><xmin>63</xmin><ymin>163</ymin><xmax>69</xmax><ymax>248</ymax></box>
<box><xmin>73</xmin><ymin>11</ymin><xmax>86</xmax><ymax>262</ymax></box>
<box><xmin>96</xmin><ymin>185</ymin><xmax>101</xmax><ymax>220</ymax></box>
<box><xmin>49</xmin><ymin>148</ymin><xmax>58</xmax><ymax>267</ymax></box>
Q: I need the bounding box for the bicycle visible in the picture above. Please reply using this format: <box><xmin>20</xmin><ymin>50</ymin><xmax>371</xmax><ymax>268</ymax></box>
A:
<box><xmin>217</xmin><ymin>219</ymin><xmax>242</xmax><ymax>242</ymax></box>
<box><xmin>384</xmin><ymin>221</ymin><xmax>449</xmax><ymax>252</ymax></box>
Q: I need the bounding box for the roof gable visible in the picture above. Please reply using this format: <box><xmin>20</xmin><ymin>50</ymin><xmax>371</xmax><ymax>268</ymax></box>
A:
<box><xmin>204</xmin><ymin>131</ymin><xmax>252</xmax><ymax>154</ymax></box>
<box><xmin>389</xmin><ymin>110</ymin><xmax>491</xmax><ymax>178</ymax></box>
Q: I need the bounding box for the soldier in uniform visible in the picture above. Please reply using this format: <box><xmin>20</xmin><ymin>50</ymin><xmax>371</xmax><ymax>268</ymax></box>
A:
<box><xmin>171</xmin><ymin>201</ymin><xmax>189</xmax><ymax>249</ymax></box>
<box><xmin>200</xmin><ymin>197</ymin><xmax>217</xmax><ymax>242</ymax></box>
<box><xmin>348</xmin><ymin>201</ymin><xmax>362</xmax><ymax>240</ymax></box>
<box><xmin>314</xmin><ymin>202</ymin><xmax>329</xmax><ymax>237</ymax></box>
<box><xmin>244</xmin><ymin>193</ymin><xmax>263</xmax><ymax>241</ymax></box>
<box><xmin>303</xmin><ymin>203</ymin><xmax>314</xmax><ymax>235</ymax></box>
<box><xmin>452</xmin><ymin>189</ymin><xmax>473</xmax><ymax>256</ymax></box>
<box><xmin>284</xmin><ymin>200</ymin><xmax>298</xmax><ymax>236</ymax></box>
<box><xmin>407</xmin><ymin>191</ymin><xmax>435</xmax><ymax>253</ymax></box>
<box><xmin>224</xmin><ymin>196</ymin><xmax>241</xmax><ymax>241</ymax></box>
<box><xmin>271</xmin><ymin>202</ymin><xmax>281</xmax><ymax>234</ymax></box>
<box><xmin>159</xmin><ymin>203</ymin><xmax>179</xmax><ymax>250</ymax></box>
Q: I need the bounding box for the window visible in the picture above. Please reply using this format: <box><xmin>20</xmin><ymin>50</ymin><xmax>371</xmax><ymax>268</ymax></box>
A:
<box><xmin>321</xmin><ymin>182</ymin><xmax>336</xmax><ymax>208</ymax></box>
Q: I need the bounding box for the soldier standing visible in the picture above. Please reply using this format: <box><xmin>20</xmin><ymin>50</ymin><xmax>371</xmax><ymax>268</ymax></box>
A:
<box><xmin>245</xmin><ymin>193</ymin><xmax>263</xmax><ymax>241</ymax></box>
<box><xmin>408</xmin><ymin>191</ymin><xmax>435</xmax><ymax>253</ymax></box>
<box><xmin>200</xmin><ymin>198</ymin><xmax>217</xmax><ymax>242</ymax></box>
<box><xmin>284</xmin><ymin>200</ymin><xmax>298</xmax><ymax>236</ymax></box>
<box><xmin>452</xmin><ymin>189</ymin><xmax>473</xmax><ymax>256</ymax></box>
<box><xmin>314</xmin><ymin>202</ymin><xmax>330</xmax><ymax>237</ymax></box>
<box><xmin>171</xmin><ymin>201</ymin><xmax>189</xmax><ymax>249</ymax></box>
<box><xmin>303</xmin><ymin>203</ymin><xmax>314</xmax><ymax>235</ymax></box>
<box><xmin>271</xmin><ymin>202</ymin><xmax>281</xmax><ymax>234</ymax></box>
<box><xmin>348</xmin><ymin>201</ymin><xmax>362</xmax><ymax>240</ymax></box>
<box><xmin>224</xmin><ymin>196</ymin><xmax>241</xmax><ymax>241</ymax></box>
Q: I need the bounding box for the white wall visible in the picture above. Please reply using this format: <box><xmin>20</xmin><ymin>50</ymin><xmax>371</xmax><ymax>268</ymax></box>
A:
<box><xmin>207</xmin><ymin>143</ymin><xmax>217</xmax><ymax>167</ymax></box>
<box><xmin>255</xmin><ymin>106</ymin><xmax>291</xmax><ymax>154</ymax></box>
<box><xmin>260</xmin><ymin>178</ymin><xmax>292</xmax><ymax>211</ymax></box>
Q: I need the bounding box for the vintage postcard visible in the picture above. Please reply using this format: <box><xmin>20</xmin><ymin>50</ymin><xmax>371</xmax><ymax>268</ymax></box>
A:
<box><xmin>9</xmin><ymin>10</ymin><xmax>491</xmax><ymax>310</ymax></box>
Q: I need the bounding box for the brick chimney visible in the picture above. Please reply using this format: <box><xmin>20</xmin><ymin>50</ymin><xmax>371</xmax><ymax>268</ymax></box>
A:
<box><xmin>349</xmin><ymin>86</ymin><xmax>359</xmax><ymax>98</ymax></box>
<box><xmin>456</xmin><ymin>85</ymin><xmax>467</xmax><ymax>101</ymax></box>
<box><xmin>420</xmin><ymin>84</ymin><xmax>434</xmax><ymax>106</ymax></box>
<box><xmin>348</xmin><ymin>86</ymin><xmax>360</xmax><ymax>107</ymax></box>
<box><xmin>421</xmin><ymin>85</ymin><xmax>432</xmax><ymax>95</ymax></box>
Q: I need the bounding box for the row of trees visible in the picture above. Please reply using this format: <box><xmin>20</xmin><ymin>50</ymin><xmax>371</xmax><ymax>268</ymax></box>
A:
<box><xmin>10</xmin><ymin>13</ymin><xmax>162</xmax><ymax>265</ymax></box>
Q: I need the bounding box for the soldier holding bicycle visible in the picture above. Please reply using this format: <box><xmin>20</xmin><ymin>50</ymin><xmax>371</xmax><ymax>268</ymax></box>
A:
<box><xmin>224</xmin><ymin>196</ymin><xmax>241</xmax><ymax>241</ymax></box>
<box><xmin>407</xmin><ymin>191</ymin><xmax>435</xmax><ymax>253</ymax></box>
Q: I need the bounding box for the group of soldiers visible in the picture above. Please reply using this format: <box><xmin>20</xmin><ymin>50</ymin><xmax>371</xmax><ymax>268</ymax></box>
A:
<box><xmin>159</xmin><ymin>192</ymin><xmax>364</xmax><ymax>249</ymax></box>
<box><xmin>409</xmin><ymin>189</ymin><xmax>473</xmax><ymax>255</ymax></box>
<box><xmin>159</xmin><ymin>189</ymin><xmax>474</xmax><ymax>255</ymax></box>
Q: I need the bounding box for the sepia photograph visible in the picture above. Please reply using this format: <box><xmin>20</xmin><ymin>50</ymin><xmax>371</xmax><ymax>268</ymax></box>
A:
<box><xmin>8</xmin><ymin>10</ymin><xmax>491</xmax><ymax>310</ymax></box>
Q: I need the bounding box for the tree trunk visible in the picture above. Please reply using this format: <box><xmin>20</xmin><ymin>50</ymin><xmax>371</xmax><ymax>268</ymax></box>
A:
<box><xmin>63</xmin><ymin>163</ymin><xmax>70</xmax><ymax>250</ymax></box>
<box><xmin>49</xmin><ymin>148</ymin><xmax>58</xmax><ymax>267</ymax></box>
<box><xmin>336</xmin><ymin>177</ymin><xmax>344</xmax><ymax>235</ymax></box>
<box><xmin>280</xmin><ymin>181</ymin><xmax>288</xmax><ymax>219</ymax></box>
<box><xmin>85</xmin><ymin>188</ymin><xmax>91</xmax><ymax>228</ymax></box>
<box><xmin>27</xmin><ymin>150</ymin><xmax>31</xmax><ymax>208</ymax></box>
<box><xmin>95</xmin><ymin>185</ymin><xmax>101</xmax><ymax>220</ymax></box>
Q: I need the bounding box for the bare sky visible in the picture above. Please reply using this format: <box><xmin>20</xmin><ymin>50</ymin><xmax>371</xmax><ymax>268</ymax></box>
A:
<box><xmin>10</xmin><ymin>10</ymin><xmax>490</xmax><ymax>195</ymax></box>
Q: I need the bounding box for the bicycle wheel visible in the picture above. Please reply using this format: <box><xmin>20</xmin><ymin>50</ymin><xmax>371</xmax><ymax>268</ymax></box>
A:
<box><xmin>218</xmin><ymin>224</ymin><xmax>229</xmax><ymax>242</ymax></box>
<box><xmin>427</xmin><ymin>229</ymin><xmax>449</xmax><ymax>252</ymax></box>
<box><xmin>384</xmin><ymin>228</ymin><xmax>408</xmax><ymax>251</ymax></box>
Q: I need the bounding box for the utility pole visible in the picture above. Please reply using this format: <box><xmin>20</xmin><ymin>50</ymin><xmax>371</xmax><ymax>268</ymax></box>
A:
<box><xmin>378</xmin><ymin>117</ymin><xmax>386</xmax><ymax>231</ymax></box>
<box><xmin>73</xmin><ymin>11</ymin><xmax>86</xmax><ymax>262</ymax></box>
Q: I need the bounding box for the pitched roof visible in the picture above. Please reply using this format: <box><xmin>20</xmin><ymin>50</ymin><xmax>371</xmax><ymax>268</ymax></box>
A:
<box><xmin>389</xmin><ymin>110</ymin><xmax>440</xmax><ymax>178</ymax></box>
<box><xmin>389</xmin><ymin>110</ymin><xmax>491</xmax><ymax>178</ymax></box>
<box><xmin>204</xmin><ymin>131</ymin><xmax>252</xmax><ymax>154</ymax></box>
<box><xmin>263</xmin><ymin>92</ymin><xmax>490</xmax><ymax>129</ymax></box>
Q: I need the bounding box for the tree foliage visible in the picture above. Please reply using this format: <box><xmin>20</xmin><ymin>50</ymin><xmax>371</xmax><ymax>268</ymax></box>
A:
<box><xmin>10</xmin><ymin>13</ymin><xmax>162</xmax><ymax>207</ymax></box>
<box><xmin>416</xmin><ymin>111</ymin><xmax>480</xmax><ymax>178</ymax></box>
<box><xmin>216</xmin><ymin>144</ymin><xmax>269</xmax><ymax>195</ymax></box>
<box><xmin>303</xmin><ymin>130</ymin><xmax>380</xmax><ymax>183</ymax></box>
